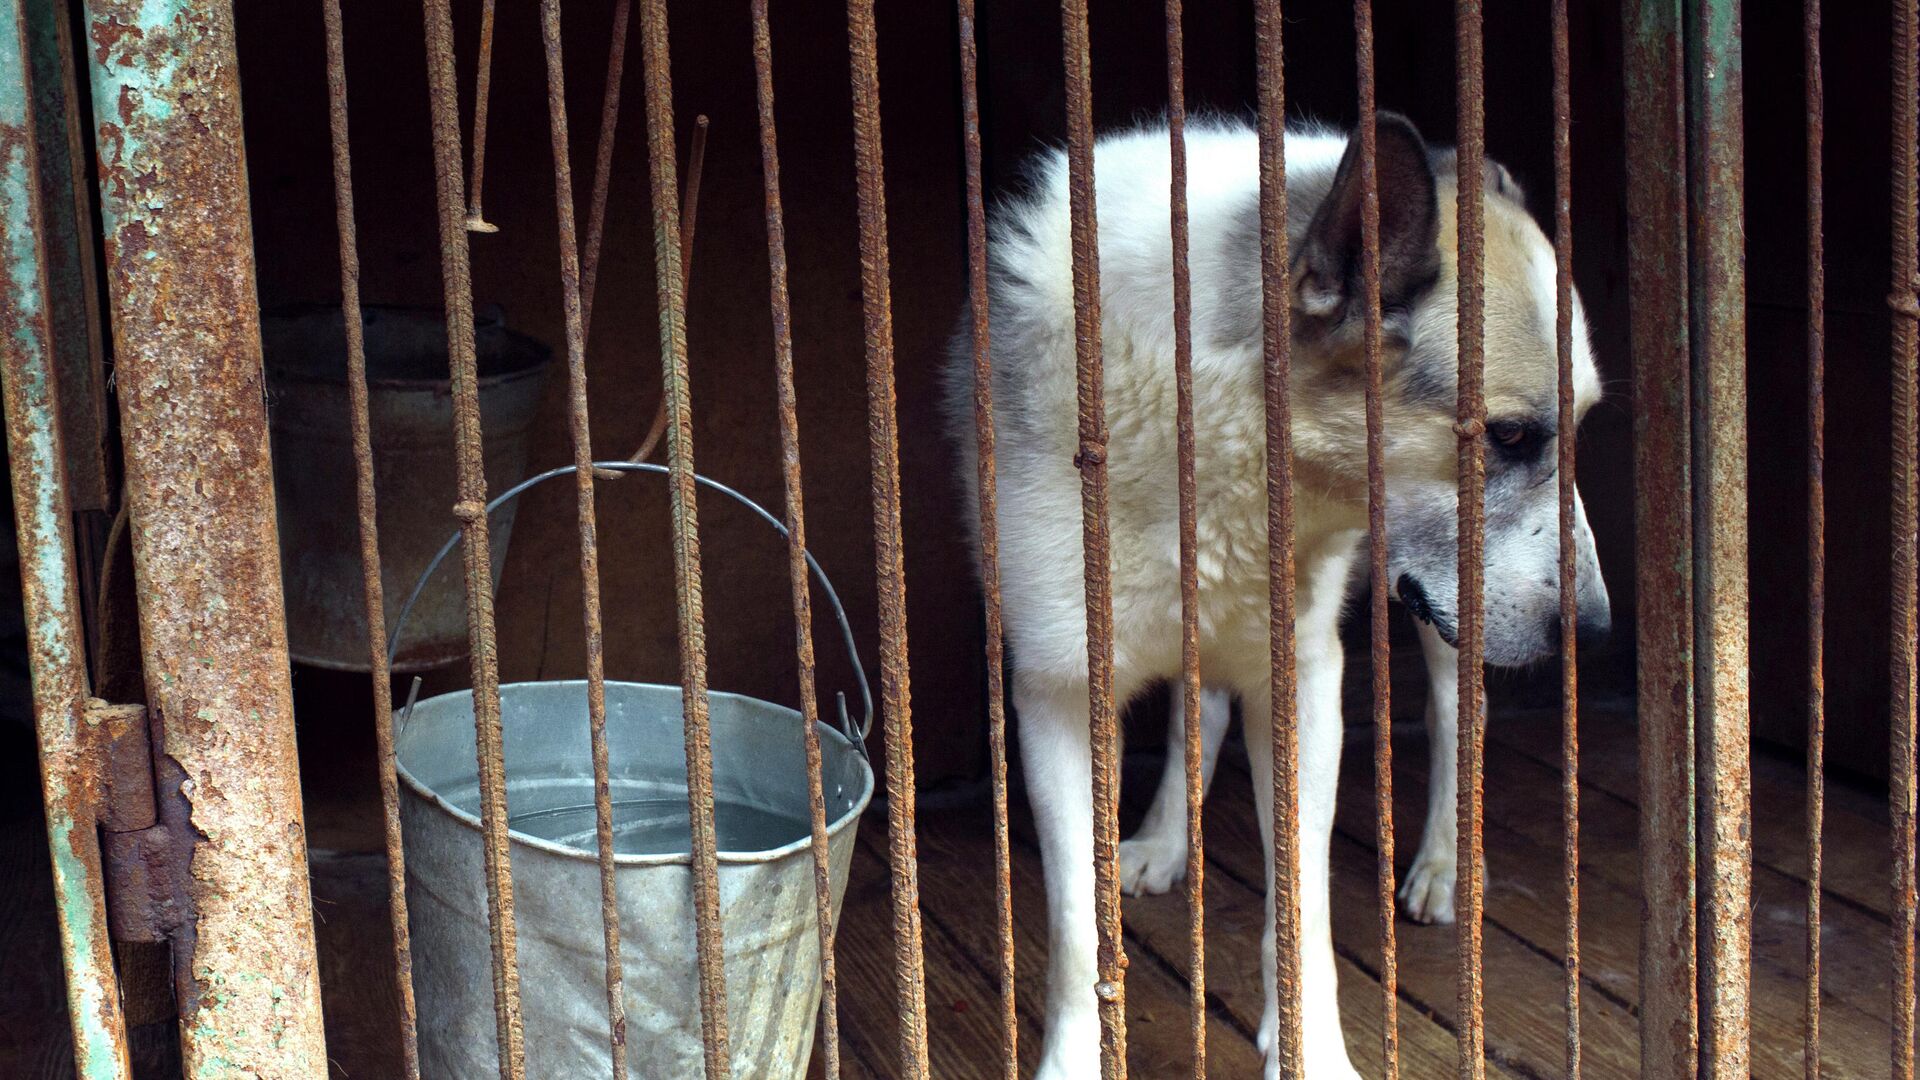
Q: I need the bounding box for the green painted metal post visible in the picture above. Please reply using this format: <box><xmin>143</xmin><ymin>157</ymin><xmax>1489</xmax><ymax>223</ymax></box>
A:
<box><xmin>0</xmin><ymin>2</ymin><xmax>131</xmax><ymax>1076</ymax></box>
<box><xmin>79</xmin><ymin>2</ymin><xmax>330</xmax><ymax>1075</ymax></box>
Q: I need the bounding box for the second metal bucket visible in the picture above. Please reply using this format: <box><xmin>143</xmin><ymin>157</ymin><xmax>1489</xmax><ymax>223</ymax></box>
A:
<box><xmin>393</xmin><ymin>461</ymin><xmax>874</xmax><ymax>1078</ymax></box>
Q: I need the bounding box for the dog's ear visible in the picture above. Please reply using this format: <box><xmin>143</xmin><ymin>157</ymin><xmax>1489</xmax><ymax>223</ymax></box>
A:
<box><xmin>1430</xmin><ymin>147</ymin><xmax>1527</xmax><ymax>206</ymax></box>
<box><xmin>1293</xmin><ymin>112</ymin><xmax>1441</xmax><ymax>329</ymax></box>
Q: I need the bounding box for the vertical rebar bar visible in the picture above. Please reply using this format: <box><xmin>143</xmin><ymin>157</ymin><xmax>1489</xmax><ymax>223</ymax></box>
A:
<box><xmin>0</xmin><ymin>6</ymin><xmax>130</xmax><ymax>1074</ymax></box>
<box><xmin>1803</xmin><ymin>2</ymin><xmax>1825</xmax><ymax>1076</ymax></box>
<box><xmin>955</xmin><ymin>1</ymin><xmax>1018</xmax><ymax>1076</ymax></box>
<box><xmin>634</xmin><ymin>1</ymin><xmax>733</xmax><ymax>1074</ymax></box>
<box><xmin>319</xmin><ymin>1</ymin><xmax>421</xmax><ymax>1073</ymax></box>
<box><xmin>578</xmin><ymin>0</ymin><xmax>632</xmax><ymax>335</ymax></box>
<box><xmin>464</xmin><ymin>0</ymin><xmax>497</xmax><ymax>233</ymax></box>
<box><xmin>1454</xmin><ymin>3</ymin><xmax>1489</xmax><ymax>1078</ymax></box>
<box><xmin>1353</xmin><ymin>6</ymin><xmax>1398</xmax><ymax>1077</ymax></box>
<box><xmin>1892</xmin><ymin>0</ymin><xmax>1919</xmax><ymax>1074</ymax></box>
<box><xmin>1685</xmin><ymin>2</ymin><xmax>1752</xmax><ymax>1072</ymax></box>
<box><xmin>1623</xmin><ymin>3</ymin><xmax>1699</xmax><ymax>1075</ymax></box>
<box><xmin>418</xmin><ymin>0</ymin><xmax>525</xmax><ymax>1072</ymax></box>
<box><xmin>1058</xmin><ymin>2</ymin><xmax>1128</xmax><ymax>1074</ymax></box>
<box><xmin>533</xmin><ymin>3</ymin><xmax>632</xmax><ymax>1075</ymax></box>
<box><xmin>1551</xmin><ymin>1</ymin><xmax>1581</xmax><ymax>1076</ymax></box>
<box><xmin>843</xmin><ymin>2</ymin><xmax>931</xmax><ymax>1074</ymax></box>
<box><xmin>747</xmin><ymin>4</ymin><xmax>846</xmax><ymax>1077</ymax></box>
<box><xmin>1163</xmin><ymin>1</ymin><xmax>1207</xmax><ymax>1076</ymax></box>
<box><xmin>1251</xmin><ymin>1</ymin><xmax>1304</xmax><ymax>1074</ymax></box>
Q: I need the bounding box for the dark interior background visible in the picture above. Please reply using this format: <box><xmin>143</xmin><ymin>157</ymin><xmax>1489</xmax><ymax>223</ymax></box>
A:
<box><xmin>223</xmin><ymin>0</ymin><xmax>1892</xmax><ymax>791</ymax></box>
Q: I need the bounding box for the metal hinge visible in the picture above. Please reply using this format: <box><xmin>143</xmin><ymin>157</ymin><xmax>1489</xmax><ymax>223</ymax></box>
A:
<box><xmin>86</xmin><ymin>700</ymin><xmax>189</xmax><ymax>944</ymax></box>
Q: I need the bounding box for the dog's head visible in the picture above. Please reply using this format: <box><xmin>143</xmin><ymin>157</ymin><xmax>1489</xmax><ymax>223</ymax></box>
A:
<box><xmin>1288</xmin><ymin>112</ymin><xmax>1609</xmax><ymax>666</ymax></box>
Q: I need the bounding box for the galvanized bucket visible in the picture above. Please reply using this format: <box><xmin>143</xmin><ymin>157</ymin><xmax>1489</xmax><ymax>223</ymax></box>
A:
<box><xmin>391</xmin><ymin>461</ymin><xmax>874</xmax><ymax>1079</ymax></box>
<box><xmin>264</xmin><ymin>304</ymin><xmax>550</xmax><ymax>673</ymax></box>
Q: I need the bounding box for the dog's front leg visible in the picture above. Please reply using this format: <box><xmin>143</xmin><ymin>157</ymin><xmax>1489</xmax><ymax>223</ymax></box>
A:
<box><xmin>1399</xmin><ymin>617</ymin><xmax>1461</xmax><ymax>925</ymax></box>
<box><xmin>1244</xmin><ymin>639</ymin><xmax>1359</xmax><ymax>1080</ymax></box>
<box><xmin>1018</xmin><ymin>675</ymin><xmax>1104</xmax><ymax>1080</ymax></box>
<box><xmin>1119</xmin><ymin>682</ymin><xmax>1231</xmax><ymax>896</ymax></box>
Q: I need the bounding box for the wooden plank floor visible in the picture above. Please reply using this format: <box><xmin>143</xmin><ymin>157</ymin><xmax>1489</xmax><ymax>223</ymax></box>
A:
<box><xmin>0</xmin><ymin>677</ymin><xmax>1895</xmax><ymax>1078</ymax></box>
<box><xmin>827</xmin><ymin>702</ymin><xmax>1894</xmax><ymax>1079</ymax></box>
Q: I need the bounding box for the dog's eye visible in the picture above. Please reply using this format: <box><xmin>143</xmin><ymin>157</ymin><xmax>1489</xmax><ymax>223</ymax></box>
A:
<box><xmin>1486</xmin><ymin>419</ymin><xmax>1546</xmax><ymax>461</ymax></box>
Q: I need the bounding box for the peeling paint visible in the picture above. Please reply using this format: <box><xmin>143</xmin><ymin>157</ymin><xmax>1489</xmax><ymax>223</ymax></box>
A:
<box><xmin>1</xmin><ymin>1</ymin><xmax>132</xmax><ymax>1075</ymax></box>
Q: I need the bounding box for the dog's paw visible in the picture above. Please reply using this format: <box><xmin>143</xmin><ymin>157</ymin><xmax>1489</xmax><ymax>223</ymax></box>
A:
<box><xmin>1118</xmin><ymin>833</ymin><xmax>1187</xmax><ymax>897</ymax></box>
<box><xmin>1398</xmin><ymin>844</ymin><xmax>1458</xmax><ymax>925</ymax></box>
<box><xmin>1258</xmin><ymin>1015</ymin><xmax>1361</xmax><ymax>1079</ymax></box>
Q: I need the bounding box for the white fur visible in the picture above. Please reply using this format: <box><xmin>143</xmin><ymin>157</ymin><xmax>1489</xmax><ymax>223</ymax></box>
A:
<box><xmin>944</xmin><ymin>117</ymin><xmax>1603</xmax><ymax>1079</ymax></box>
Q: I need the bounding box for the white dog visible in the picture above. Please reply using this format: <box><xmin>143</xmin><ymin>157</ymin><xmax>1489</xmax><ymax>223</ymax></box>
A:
<box><xmin>944</xmin><ymin>112</ymin><xmax>1609</xmax><ymax>1078</ymax></box>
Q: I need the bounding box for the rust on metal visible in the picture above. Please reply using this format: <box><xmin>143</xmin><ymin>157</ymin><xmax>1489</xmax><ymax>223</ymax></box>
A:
<box><xmin>844</xmin><ymin>2</ymin><xmax>931</xmax><ymax>1073</ymax></box>
<box><xmin>1803</xmin><ymin>1</ymin><xmax>1825</xmax><ymax>1075</ymax></box>
<box><xmin>1551</xmin><ymin>0</ymin><xmax>1581</xmax><ymax>1075</ymax></box>
<box><xmin>90</xmin><ymin>700</ymin><xmax>152</xmax><ymax>833</ymax></box>
<box><xmin>635</xmin><ymin>1</ymin><xmax>734</xmax><ymax>1073</ymax></box>
<box><xmin>1059</xmin><ymin>1</ymin><xmax>1128</xmax><ymax>1073</ymax></box>
<box><xmin>1623</xmin><ymin>1</ymin><xmax>1699</xmax><ymax>1074</ymax></box>
<box><xmin>81</xmin><ymin>2</ymin><xmax>329</xmax><ymax>1072</ymax></box>
<box><xmin>577</xmin><ymin>0</ymin><xmax>632</xmax><ymax>334</ymax></box>
<box><xmin>1251</xmin><ymin>0</ymin><xmax>1304</xmax><ymax>1073</ymax></box>
<box><xmin>320</xmin><ymin>0</ymin><xmax>422</xmax><ymax>1070</ymax></box>
<box><xmin>1685</xmin><ymin>3</ymin><xmax>1752</xmax><ymax>1073</ymax></box>
<box><xmin>420</xmin><ymin>0</ymin><xmax>526</xmax><ymax>1072</ymax></box>
<box><xmin>623</xmin><ymin>116</ymin><xmax>706</xmax><ymax>470</ymax></box>
<box><xmin>955</xmin><ymin>0</ymin><xmax>1018</xmax><ymax>1075</ymax></box>
<box><xmin>464</xmin><ymin>0</ymin><xmax>498</xmax><ymax>233</ymax></box>
<box><xmin>0</xmin><ymin>9</ymin><xmax>130</xmax><ymax>1068</ymax></box>
<box><xmin>748</xmin><ymin>4</ymin><xmax>846</xmax><ymax>1076</ymax></box>
<box><xmin>23</xmin><ymin>0</ymin><xmax>106</xmax><ymax>512</ymax></box>
<box><xmin>1893</xmin><ymin>0</ymin><xmax>1919</xmax><ymax>1075</ymax></box>
<box><xmin>534</xmin><ymin>1</ymin><xmax>632</xmax><ymax>1073</ymax></box>
<box><xmin>1353</xmin><ymin>6</ymin><xmax>1399</xmax><ymax>1077</ymax></box>
<box><xmin>1453</xmin><ymin>3</ymin><xmax>1489</xmax><ymax>1078</ymax></box>
<box><xmin>1162</xmin><ymin>0</ymin><xmax>1206</xmax><ymax>1075</ymax></box>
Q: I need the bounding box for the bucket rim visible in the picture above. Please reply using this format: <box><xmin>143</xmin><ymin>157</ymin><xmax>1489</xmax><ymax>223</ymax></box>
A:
<box><xmin>394</xmin><ymin>679</ymin><xmax>875</xmax><ymax>867</ymax></box>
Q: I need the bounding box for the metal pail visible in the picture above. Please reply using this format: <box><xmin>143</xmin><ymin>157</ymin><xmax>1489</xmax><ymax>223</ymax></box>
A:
<box><xmin>265</xmin><ymin>304</ymin><xmax>551</xmax><ymax>673</ymax></box>
<box><xmin>391</xmin><ymin>461</ymin><xmax>875</xmax><ymax>1079</ymax></box>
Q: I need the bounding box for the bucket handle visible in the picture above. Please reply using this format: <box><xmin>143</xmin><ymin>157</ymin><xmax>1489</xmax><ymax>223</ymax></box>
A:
<box><xmin>387</xmin><ymin>460</ymin><xmax>874</xmax><ymax>753</ymax></box>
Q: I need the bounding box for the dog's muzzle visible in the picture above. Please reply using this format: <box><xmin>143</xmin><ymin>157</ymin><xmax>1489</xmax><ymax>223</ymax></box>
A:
<box><xmin>1396</xmin><ymin>573</ymin><xmax>1459</xmax><ymax>647</ymax></box>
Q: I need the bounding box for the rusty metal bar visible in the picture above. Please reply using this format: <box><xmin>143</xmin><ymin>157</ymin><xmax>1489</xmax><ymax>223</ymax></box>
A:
<box><xmin>80</xmin><ymin>2</ymin><xmax>330</xmax><ymax>1072</ymax></box>
<box><xmin>1623</xmin><ymin>1</ymin><xmax>1699</xmax><ymax>1074</ymax></box>
<box><xmin>0</xmin><ymin>5</ymin><xmax>129</xmax><ymax>1074</ymax></box>
<box><xmin>1353</xmin><ymin>5</ymin><xmax>1399</xmax><ymax>1077</ymax></box>
<box><xmin>1551</xmin><ymin>0</ymin><xmax>1581</xmax><ymax>1075</ymax></box>
<box><xmin>22</xmin><ymin>0</ymin><xmax>104</xmax><ymax>512</ymax></box>
<box><xmin>1893</xmin><ymin>0</ymin><xmax>1919</xmax><ymax>1073</ymax></box>
<box><xmin>418</xmin><ymin>0</ymin><xmax>526</xmax><ymax>1073</ymax></box>
<box><xmin>464</xmin><ymin>0</ymin><xmax>497</xmax><ymax>233</ymax></box>
<box><xmin>533</xmin><ymin>2</ymin><xmax>632</xmax><ymax>1075</ymax></box>
<box><xmin>1803</xmin><ymin>1</ymin><xmax>1825</xmax><ymax>1075</ymax></box>
<box><xmin>954</xmin><ymin>1</ymin><xmax>1017</xmax><ymax>1075</ymax></box>
<box><xmin>1251</xmin><ymin>1</ymin><xmax>1304</xmax><ymax>1074</ymax></box>
<box><xmin>1058</xmin><ymin>1</ymin><xmax>1127</xmax><ymax>1074</ymax></box>
<box><xmin>634</xmin><ymin>1</ymin><xmax>733</xmax><ymax>1074</ymax></box>
<box><xmin>622</xmin><ymin>117</ymin><xmax>706</xmax><ymax>471</ymax></box>
<box><xmin>748</xmin><ymin>3</ymin><xmax>846</xmax><ymax>1076</ymax></box>
<box><xmin>578</xmin><ymin>0</ymin><xmax>631</xmax><ymax>334</ymax></box>
<box><xmin>844</xmin><ymin>2</ymin><xmax>931</xmax><ymax>1074</ymax></box>
<box><xmin>1685</xmin><ymin>2</ymin><xmax>1752</xmax><ymax>1073</ymax></box>
<box><xmin>319</xmin><ymin>1</ymin><xmax>422</xmax><ymax>1073</ymax></box>
<box><xmin>1453</xmin><ymin>2</ymin><xmax>1489</xmax><ymax>1077</ymax></box>
<box><xmin>1162</xmin><ymin>1</ymin><xmax>1206</xmax><ymax>1075</ymax></box>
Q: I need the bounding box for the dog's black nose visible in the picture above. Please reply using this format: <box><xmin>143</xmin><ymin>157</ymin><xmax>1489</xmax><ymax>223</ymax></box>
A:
<box><xmin>1545</xmin><ymin>609</ymin><xmax>1611</xmax><ymax>652</ymax></box>
<box><xmin>1575</xmin><ymin>608</ymin><xmax>1611</xmax><ymax>651</ymax></box>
